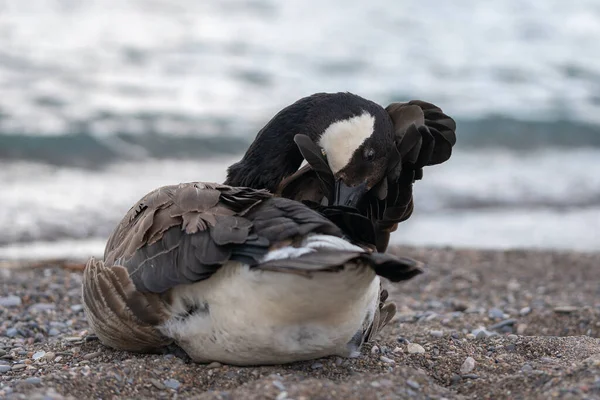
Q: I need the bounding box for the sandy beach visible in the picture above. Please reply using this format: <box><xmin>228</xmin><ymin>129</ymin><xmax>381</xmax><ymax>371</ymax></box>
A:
<box><xmin>1</xmin><ymin>246</ymin><xmax>599</xmax><ymax>399</ymax></box>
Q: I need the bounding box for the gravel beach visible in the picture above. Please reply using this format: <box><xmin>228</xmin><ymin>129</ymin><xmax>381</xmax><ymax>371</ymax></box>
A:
<box><xmin>1</xmin><ymin>246</ymin><xmax>599</xmax><ymax>399</ymax></box>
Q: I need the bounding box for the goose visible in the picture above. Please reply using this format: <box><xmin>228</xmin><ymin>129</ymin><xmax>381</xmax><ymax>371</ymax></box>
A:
<box><xmin>225</xmin><ymin>92</ymin><xmax>456</xmax><ymax>252</ymax></box>
<box><xmin>83</xmin><ymin>183</ymin><xmax>423</xmax><ymax>365</ymax></box>
<box><xmin>82</xmin><ymin>92</ymin><xmax>454</xmax><ymax>365</ymax></box>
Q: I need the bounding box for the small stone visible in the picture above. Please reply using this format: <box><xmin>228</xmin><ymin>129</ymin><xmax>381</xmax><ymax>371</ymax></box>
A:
<box><xmin>392</xmin><ymin>346</ymin><xmax>403</xmax><ymax>354</ymax></box>
<box><xmin>272</xmin><ymin>380</ymin><xmax>286</xmax><ymax>391</ymax></box>
<box><xmin>150</xmin><ymin>378</ymin><xmax>166</xmax><ymax>390</ymax></box>
<box><xmin>29</xmin><ymin>303</ymin><xmax>56</xmax><ymax>312</ymax></box>
<box><xmin>206</xmin><ymin>361</ymin><xmax>222</xmax><ymax>369</ymax></box>
<box><xmin>521</xmin><ymin>364</ymin><xmax>533</xmax><ymax>373</ymax></box>
<box><xmin>5</xmin><ymin>328</ymin><xmax>18</xmax><ymax>338</ymax></box>
<box><xmin>554</xmin><ymin>306</ymin><xmax>578</xmax><ymax>314</ymax></box>
<box><xmin>450</xmin><ymin>374</ymin><xmax>462</xmax><ymax>384</ymax></box>
<box><xmin>0</xmin><ymin>350</ymin><xmax>5</xmax><ymax>357</ymax></box>
<box><xmin>379</xmin><ymin>356</ymin><xmax>395</xmax><ymax>364</ymax></box>
<box><xmin>0</xmin><ymin>296</ymin><xmax>22</xmax><ymax>307</ymax></box>
<box><xmin>466</xmin><ymin>333</ymin><xmax>476</xmax><ymax>340</ymax></box>
<box><xmin>11</xmin><ymin>364</ymin><xmax>26</xmax><ymax>371</ymax></box>
<box><xmin>407</xmin><ymin>343</ymin><xmax>425</xmax><ymax>354</ymax></box>
<box><xmin>310</xmin><ymin>362</ymin><xmax>323</xmax><ymax>369</ymax></box>
<box><xmin>429</xmin><ymin>330</ymin><xmax>444</xmax><ymax>338</ymax></box>
<box><xmin>505</xmin><ymin>344</ymin><xmax>516</xmax><ymax>351</ymax></box>
<box><xmin>507</xmin><ymin>334</ymin><xmax>518</xmax><ymax>341</ymax></box>
<box><xmin>70</xmin><ymin>304</ymin><xmax>84</xmax><ymax>313</ymax></box>
<box><xmin>44</xmin><ymin>352</ymin><xmax>56</xmax><ymax>361</ymax></box>
<box><xmin>488</xmin><ymin>308</ymin><xmax>504</xmax><ymax>320</ymax></box>
<box><xmin>163</xmin><ymin>379</ymin><xmax>180</xmax><ymax>390</ymax></box>
<box><xmin>472</xmin><ymin>327</ymin><xmax>497</xmax><ymax>339</ymax></box>
<box><xmin>83</xmin><ymin>351</ymin><xmax>102</xmax><ymax>360</ymax></box>
<box><xmin>460</xmin><ymin>357</ymin><xmax>476</xmax><ymax>374</ymax></box>
<box><xmin>396</xmin><ymin>337</ymin><xmax>410</xmax><ymax>344</ymax></box>
<box><xmin>507</xmin><ymin>280</ymin><xmax>521</xmax><ymax>291</ymax></box>
<box><xmin>32</xmin><ymin>351</ymin><xmax>46</xmax><ymax>361</ymax></box>
<box><xmin>406</xmin><ymin>379</ymin><xmax>420</xmax><ymax>390</ymax></box>
<box><xmin>489</xmin><ymin>319</ymin><xmax>517</xmax><ymax>331</ymax></box>
<box><xmin>517</xmin><ymin>324</ymin><xmax>527</xmax><ymax>335</ymax></box>
<box><xmin>54</xmin><ymin>356</ymin><xmax>63</xmax><ymax>363</ymax></box>
<box><xmin>25</xmin><ymin>377</ymin><xmax>42</xmax><ymax>385</ymax></box>
<box><xmin>462</xmin><ymin>374</ymin><xmax>479</xmax><ymax>379</ymax></box>
<box><xmin>48</xmin><ymin>328</ymin><xmax>60</xmax><ymax>336</ymax></box>
<box><xmin>64</xmin><ymin>336</ymin><xmax>82</xmax><ymax>342</ymax></box>
<box><xmin>370</xmin><ymin>381</ymin><xmax>381</xmax><ymax>388</ymax></box>
<box><xmin>519</xmin><ymin>307</ymin><xmax>531</xmax><ymax>316</ymax></box>
<box><xmin>371</xmin><ymin>345</ymin><xmax>380</xmax><ymax>354</ymax></box>
<box><xmin>0</xmin><ymin>365</ymin><xmax>11</xmax><ymax>373</ymax></box>
<box><xmin>276</xmin><ymin>392</ymin><xmax>288</xmax><ymax>400</ymax></box>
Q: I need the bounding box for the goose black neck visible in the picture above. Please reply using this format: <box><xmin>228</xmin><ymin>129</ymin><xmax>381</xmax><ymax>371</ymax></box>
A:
<box><xmin>224</xmin><ymin>95</ymin><xmax>327</xmax><ymax>192</ymax></box>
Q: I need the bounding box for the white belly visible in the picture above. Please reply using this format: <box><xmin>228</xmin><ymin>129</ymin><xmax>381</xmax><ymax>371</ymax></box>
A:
<box><xmin>159</xmin><ymin>262</ymin><xmax>380</xmax><ymax>365</ymax></box>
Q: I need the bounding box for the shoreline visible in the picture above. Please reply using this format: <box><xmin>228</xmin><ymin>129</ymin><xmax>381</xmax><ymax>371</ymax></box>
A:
<box><xmin>1</xmin><ymin>245</ymin><xmax>599</xmax><ymax>399</ymax></box>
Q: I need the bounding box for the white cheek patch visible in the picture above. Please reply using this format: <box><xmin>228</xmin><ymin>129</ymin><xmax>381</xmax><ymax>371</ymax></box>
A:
<box><xmin>317</xmin><ymin>112</ymin><xmax>375</xmax><ymax>174</ymax></box>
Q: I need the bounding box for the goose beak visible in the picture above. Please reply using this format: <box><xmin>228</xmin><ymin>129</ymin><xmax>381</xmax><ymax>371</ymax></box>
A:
<box><xmin>333</xmin><ymin>179</ymin><xmax>368</xmax><ymax>208</ymax></box>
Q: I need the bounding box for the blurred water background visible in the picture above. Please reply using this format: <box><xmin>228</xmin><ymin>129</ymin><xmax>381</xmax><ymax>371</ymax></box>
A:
<box><xmin>1</xmin><ymin>0</ymin><xmax>599</xmax><ymax>259</ymax></box>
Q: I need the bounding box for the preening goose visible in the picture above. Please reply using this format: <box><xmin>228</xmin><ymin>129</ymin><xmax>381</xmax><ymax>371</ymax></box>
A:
<box><xmin>225</xmin><ymin>93</ymin><xmax>456</xmax><ymax>252</ymax></box>
<box><xmin>83</xmin><ymin>183</ymin><xmax>422</xmax><ymax>365</ymax></box>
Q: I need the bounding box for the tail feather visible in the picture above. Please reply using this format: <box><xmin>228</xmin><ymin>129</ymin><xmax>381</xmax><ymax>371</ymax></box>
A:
<box><xmin>82</xmin><ymin>258</ymin><xmax>171</xmax><ymax>352</ymax></box>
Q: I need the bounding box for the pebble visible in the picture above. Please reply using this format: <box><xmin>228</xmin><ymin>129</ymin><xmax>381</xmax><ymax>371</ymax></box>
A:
<box><xmin>0</xmin><ymin>350</ymin><xmax>5</xmax><ymax>357</ymax></box>
<box><xmin>5</xmin><ymin>328</ymin><xmax>18</xmax><ymax>338</ymax></box>
<box><xmin>275</xmin><ymin>392</ymin><xmax>288</xmax><ymax>400</ymax></box>
<box><xmin>48</xmin><ymin>328</ymin><xmax>60</xmax><ymax>336</ymax></box>
<box><xmin>505</xmin><ymin>344</ymin><xmax>516</xmax><ymax>351</ymax></box>
<box><xmin>396</xmin><ymin>337</ymin><xmax>410</xmax><ymax>344</ymax></box>
<box><xmin>450</xmin><ymin>374</ymin><xmax>462</xmax><ymax>384</ymax></box>
<box><xmin>0</xmin><ymin>296</ymin><xmax>22</xmax><ymax>307</ymax></box>
<box><xmin>407</xmin><ymin>343</ymin><xmax>425</xmax><ymax>354</ymax></box>
<box><xmin>24</xmin><ymin>377</ymin><xmax>42</xmax><ymax>385</ymax></box>
<box><xmin>70</xmin><ymin>304</ymin><xmax>84</xmax><ymax>312</ymax></box>
<box><xmin>206</xmin><ymin>361</ymin><xmax>222</xmax><ymax>369</ymax></box>
<box><xmin>379</xmin><ymin>356</ymin><xmax>395</xmax><ymax>364</ymax></box>
<box><xmin>371</xmin><ymin>345</ymin><xmax>380</xmax><ymax>354</ymax></box>
<box><xmin>462</xmin><ymin>374</ymin><xmax>479</xmax><ymax>379</ymax></box>
<box><xmin>0</xmin><ymin>365</ymin><xmax>11</xmax><ymax>373</ymax></box>
<box><xmin>466</xmin><ymin>333</ymin><xmax>476</xmax><ymax>340</ymax></box>
<box><xmin>163</xmin><ymin>379</ymin><xmax>181</xmax><ymax>390</ymax></box>
<box><xmin>489</xmin><ymin>319</ymin><xmax>517</xmax><ymax>331</ymax></box>
<box><xmin>553</xmin><ymin>306</ymin><xmax>578</xmax><ymax>314</ymax></box>
<box><xmin>519</xmin><ymin>306</ymin><xmax>531</xmax><ymax>316</ymax></box>
<box><xmin>29</xmin><ymin>303</ymin><xmax>56</xmax><ymax>312</ymax></box>
<box><xmin>32</xmin><ymin>350</ymin><xmax>46</xmax><ymax>360</ymax></box>
<box><xmin>12</xmin><ymin>364</ymin><xmax>26</xmax><ymax>371</ymax></box>
<box><xmin>406</xmin><ymin>379</ymin><xmax>421</xmax><ymax>390</ymax></box>
<box><xmin>507</xmin><ymin>334</ymin><xmax>518</xmax><ymax>341</ymax></box>
<box><xmin>521</xmin><ymin>364</ymin><xmax>533</xmax><ymax>373</ymax></box>
<box><xmin>150</xmin><ymin>378</ymin><xmax>166</xmax><ymax>390</ymax></box>
<box><xmin>429</xmin><ymin>330</ymin><xmax>444</xmax><ymax>338</ymax></box>
<box><xmin>83</xmin><ymin>351</ymin><xmax>102</xmax><ymax>360</ymax></box>
<box><xmin>45</xmin><ymin>352</ymin><xmax>56</xmax><ymax>361</ymax></box>
<box><xmin>310</xmin><ymin>362</ymin><xmax>323</xmax><ymax>370</ymax></box>
<box><xmin>472</xmin><ymin>327</ymin><xmax>497</xmax><ymax>339</ymax></box>
<box><xmin>488</xmin><ymin>308</ymin><xmax>505</xmax><ymax>320</ymax></box>
<box><xmin>392</xmin><ymin>346</ymin><xmax>403</xmax><ymax>354</ymax></box>
<box><xmin>460</xmin><ymin>357</ymin><xmax>476</xmax><ymax>374</ymax></box>
<box><xmin>272</xmin><ymin>380</ymin><xmax>286</xmax><ymax>391</ymax></box>
<box><xmin>64</xmin><ymin>336</ymin><xmax>82</xmax><ymax>342</ymax></box>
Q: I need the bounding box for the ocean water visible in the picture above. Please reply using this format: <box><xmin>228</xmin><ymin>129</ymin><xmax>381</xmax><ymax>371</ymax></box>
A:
<box><xmin>1</xmin><ymin>0</ymin><xmax>599</xmax><ymax>259</ymax></box>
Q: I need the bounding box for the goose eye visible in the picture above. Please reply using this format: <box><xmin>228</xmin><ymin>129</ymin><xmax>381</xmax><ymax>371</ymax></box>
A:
<box><xmin>321</xmin><ymin>148</ymin><xmax>327</xmax><ymax>158</ymax></box>
<box><xmin>363</xmin><ymin>148</ymin><xmax>375</xmax><ymax>161</ymax></box>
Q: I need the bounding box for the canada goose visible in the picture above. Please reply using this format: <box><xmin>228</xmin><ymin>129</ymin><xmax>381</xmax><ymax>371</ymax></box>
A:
<box><xmin>83</xmin><ymin>183</ymin><xmax>423</xmax><ymax>365</ymax></box>
<box><xmin>82</xmin><ymin>92</ymin><xmax>453</xmax><ymax>365</ymax></box>
<box><xmin>225</xmin><ymin>93</ymin><xmax>456</xmax><ymax>251</ymax></box>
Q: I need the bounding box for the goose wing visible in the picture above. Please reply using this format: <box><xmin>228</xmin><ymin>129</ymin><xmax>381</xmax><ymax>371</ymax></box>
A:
<box><xmin>104</xmin><ymin>182</ymin><xmax>346</xmax><ymax>294</ymax></box>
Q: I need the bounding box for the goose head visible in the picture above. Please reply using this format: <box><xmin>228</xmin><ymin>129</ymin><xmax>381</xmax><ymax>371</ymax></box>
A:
<box><xmin>225</xmin><ymin>92</ymin><xmax>397</xmax><ymax>208</ymax></box>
